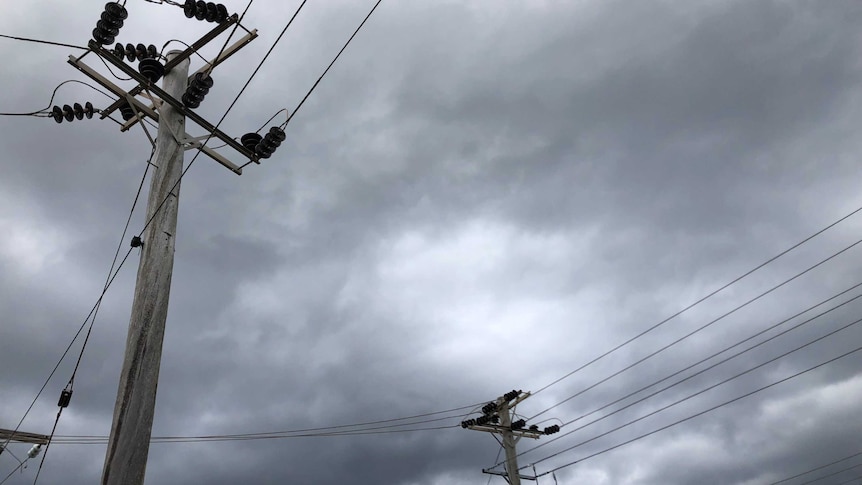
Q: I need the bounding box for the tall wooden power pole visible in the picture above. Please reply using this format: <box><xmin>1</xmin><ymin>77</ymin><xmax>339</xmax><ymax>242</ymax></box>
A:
<box><xmin>101</xmin><ymin>50</ymin><xmax>189</xmax><ymax>485</ymax></box>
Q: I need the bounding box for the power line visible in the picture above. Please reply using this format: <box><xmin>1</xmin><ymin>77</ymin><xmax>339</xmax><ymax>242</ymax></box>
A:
<box><xmin>282</xmin><ymin>0</ymin><xmax>382</xmax><ymax>128</ymax></box>
<box><xmin>529</xmin><ymin>234</ymin><xmax>862</xmax><ymax>421</ymax></box>
<box><xmin>0</xmin><ymin>79</ymin><xmax>115</xmax><ymax>117</ymax></box>
<box><xmin>239</xmin><ymin>0</ymin><xmax>383</xmax><ymax>169</ymax></box>
<box><xmin>769</xmin><ymin>451</ymin><xmax>862</xmax><ymax>484</ymax></box>
<box><xmin>51</xmin><ymin>401</ymin><xmax>481</xmax><ymax>444</ymax></box>
<box><xmin>534</xmin><ymin>339</ymin><xmax>862</xmax><ymax>476</ymax></box>
<box><xmin>0</xmin><ymin>33</ymin><xmax>87</xmax><ymax>50</ymax></box>
<box><xmin>512</xmin><ymin>282</ymin><xmax>862</xmax><ymax>464</ymax></box>
<box><xmin>796</xmin><ymin>462</ymin><xmax>862</xmax><ymax>485</ymax></box>
<box><xmin>0</xmin><ymin>148</ymin><xmax>154</xmax><ymax>454</ymax></box>
<box><xmin>530</xmin><ymin>203</ymin><xmax>862</xmax><ymax>399</ymax></box>
<box><xmin>521</xmin><ymin>308</ymin><xmax>862</xmax><ymax>471</ymax></box>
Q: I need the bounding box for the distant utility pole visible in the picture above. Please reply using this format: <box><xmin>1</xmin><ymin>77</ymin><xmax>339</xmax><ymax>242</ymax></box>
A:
<box><xmin>461</xmin><ymin>390</ymin><xmax>560</xmax><ymax>484</ymax></box>
<box><xmin>59</xmin><ymin>2</ymin><xmax>286</xmax><ymax>483</ymax></box>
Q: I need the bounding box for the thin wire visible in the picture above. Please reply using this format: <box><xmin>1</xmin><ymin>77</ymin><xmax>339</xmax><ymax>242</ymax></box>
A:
<box><xmin>0</xmin><ymin>458</ymin><xmax>29</xmax><ymax>485</ymax></box>
<box><xmin>96</xmin><ymin>53</ymin><xmax>133</xmax><ymax>81</ymax></box>
<box><xmin>53</xmin><ymin>402</ymin><xmax>481</xmax><ymax>443</ymax></box>
<box><xmin>535</xmin><ymin>342</ymin><xmax>862</xmax><ymax>476</ymax></box>
<box><xmin>513</xmin><ymin>282</ymin><xmax>862</xmax><ymax>463</ymax></box>
<box><xmin>796</xmin><ymin>463</ymin><xmax>862</xmax><ymax>485</ymax></box>
<box><xmin>530</xmin><ymin>204</ymin><xmax>862</xmax><ymax>398</ymax></box>
<box><xmin>136</xmin><ymin>0</ymin><xmax>299</xmax><ymax>237</ymax></box>
<box><xmin>53</xmin><ymin>425</ymin><xmax>459</xmax><ymax>444</ymax></box>
<box><xmin>529</xmin><ymin>234</ymin><xmax>862</xmax><ymax>421</ymax></box>
<box><xmin>769</xmin><ymin>451</ymin><xmax>862</xmax><ymax>484</ymax></box>
<box><xmin>25</xmin><ymin>147</ymin><xmax>155</xmax><ymax>482</ymax></box>
<box><xmin>0</xmin><ymin>33</ymin><xmax>87</xmax><ymax>50</ymax></box>
<box><xmin>239</xmin><ymin>0</ymin><xmax>383</xmax><ymax>170</ymax></box>
<box><xmin>161</xmin><ymin>39</ymin><xmax>212</xmax><ymax>64</ymax></box>
<box><xmin>0</xmin><ymin>149</ymin><xmax>154</xmax><ymax>453</ymax></box>
<box><xmin>281</xmin><ymin>0</ymin><xmax>382</xmax><ymax>129</ymax></box>
<box><xmin>0</xmin><ymin>79</ymin><xmax>115</xmax><ymax>117</ymax></box>
<box><xmin>520</xmin><ymin>309</ymin><xmax>862</xmax><ymax>470</ymax></box>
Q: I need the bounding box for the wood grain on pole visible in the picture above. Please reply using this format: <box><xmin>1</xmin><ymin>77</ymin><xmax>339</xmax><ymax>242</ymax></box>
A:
<box><xmin>101</xmin><ymin>50</ymin><xmax>189</xmax><ymax>485</ymax></box>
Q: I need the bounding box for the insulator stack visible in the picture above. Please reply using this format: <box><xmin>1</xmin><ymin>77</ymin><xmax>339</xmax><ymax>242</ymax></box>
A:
<box><xmin>183</xmin><ymin>0</ymin><xmax>229</xmax><ymax>23</ymax></box>
<box><xmin>92</xmin><ymin>2</ymin><xmax>128</xmax><ymax>45</ymax></box>
<box><xmin>460</xmin><ymin>418</ymin><xmax>477</xmax><ymax>428</ymax></box>
<box><xmin>51</xmin><ymin>102</ymin><xmax>96</xmax><ymax>123</ymax></box>
<box><xmin>118</xmin><ymin>102</ymin><xmax>135</xmax><ymax>121</ymax></box>
<box><xmin>113</xmin><ymin>42</ymin><xmax>159</xmax><ymax>62</ymax></box>
<box><xmin>543</xmin><ymin>425</ymin><xmax>560</xmax><ymax>435</ymax></box>
<box><xmin>510</xmin><ymin>419</ymin><xmax>526</xmax><ymax>430</ymax></box>
<box><xmin>503</xmin><ymin>390</ymin><xmax>520</xmax><ymax>402</ymax></box>
<box><xmin>253</xmin><ymin>126</ymin><xmax>286</xmax><ymax>159</ymax></box>
<box><xmin>482</xmin><ymin>402</ymin><xmax>498</xmax><ymax>415</ymax></box>
<box><xmin>182</xmin><ymin>72</ymin><xmax>214</xmax><ymax>108</ymax></box>
<box><xmin>139</xmin><ymin>58</ymin><xmax>166</xmax><ymax>83</ymax></box>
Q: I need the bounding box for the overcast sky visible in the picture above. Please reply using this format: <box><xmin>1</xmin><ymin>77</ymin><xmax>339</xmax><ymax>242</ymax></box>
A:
<box><xmin>2</xmin><ymin>0</ymin><xmax>862</xmax><ymax>484</ymax></box>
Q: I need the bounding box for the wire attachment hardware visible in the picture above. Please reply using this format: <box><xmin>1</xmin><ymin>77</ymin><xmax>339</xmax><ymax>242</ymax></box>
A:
<box><xmin>58</xmin><ymin>388</ymin><xmax>73</xmax><ymax>408</ymax></box>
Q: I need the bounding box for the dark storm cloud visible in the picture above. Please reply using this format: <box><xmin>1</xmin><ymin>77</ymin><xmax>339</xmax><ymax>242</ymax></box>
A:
<box><xmin>3</xmin><ymin>1</ymin><xmax>862</xmax><ymax>484</ymax></box>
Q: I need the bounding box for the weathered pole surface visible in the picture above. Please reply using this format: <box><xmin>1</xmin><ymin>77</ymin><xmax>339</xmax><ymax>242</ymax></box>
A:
<box><xmin>102</xmin><ymin>50</ymin><xmax>188</xmax><ymax>485</ymax></box>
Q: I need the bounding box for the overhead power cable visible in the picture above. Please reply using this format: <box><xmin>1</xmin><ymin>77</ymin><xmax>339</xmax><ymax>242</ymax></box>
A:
<box><xmin>529</xmin><ymin>234</ymin><xmax>862</xmax><ymax>422</ymax></box>
<box><xmin>519</xmin><ymin>308</ymin><xmax>862</xmax><ymax>471</ymax></box>
<box><xmin>533</xmin><ymin>341</ymin><xmax>862</xmax><ymax>476</ymax></box>
<box><xmin>0</xmin><ymin>33</ymin><xmax>87</xmax><ymax>50</ymax></box>
<box><xmin>512</xmin><ymin>281</ymin><xmax>862</xmax><ymax>463</ymax></box>
<box><xmin>530</xmin><ymin>203</ymin><xmax>862</xmax><ymax>399</ymax></box>
<box><xmin>795</xmin><ymin>462</ymin><xmax>862</xmax><ymax>485</ymax></box>
<box><xmin>52</xmin><ymin>401</ymin><xmax>481</xmax><ymax>444</ymax></box>
<box><xmin>0</xmin><ymin>148</ymin><xmax>155</xmax><ymax>454</ymax></box>
<box><xmin>0</xmin><ymin>79</ymin><xmax>114</xmax><ymax>117</ymax></box>
<box><xmin>769</xmin><ymin>451</ymin><xmax>862</xmax><ymax>485</ymax></box>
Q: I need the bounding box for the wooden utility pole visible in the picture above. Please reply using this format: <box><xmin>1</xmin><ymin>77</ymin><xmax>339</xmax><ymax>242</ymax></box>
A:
<box><xmin>462</xmin><ymin>390</ymin><xmax>560</xmax><ymax>482</ymax></box>
<box><xmin>101</xmin><ymin>50</ymin><xmax>189</xmax><ymax>485</ymax></box>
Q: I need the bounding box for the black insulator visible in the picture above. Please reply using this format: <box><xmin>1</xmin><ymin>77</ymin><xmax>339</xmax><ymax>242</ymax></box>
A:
<box><xmin>92</xmin><ymin>27</ymin><xmax>114</xmax><ymax>46</ymax></box>
<box><xmin>139</xmin><ymin>58</ymin><xmax>165</xmax><ymax>83</ymax></box>
<box><xmin>73</xmin><ymin>103</ymin><xmax>85</xmax><ymax>120</ymax></box>
<box><xmin>503</xmin><ymin>390</ymin><xmax>520</xmax><ymax>402</ymax></box>
<box><xmin>182</xmin><ymin>73</ymin><xmax>214</xmax><ymax>108</ymax></box>
<box><xmin>113</xmin><ymin>42</ymin><xmax>125</xmax><ymax>59</ymax></box>
<box><xmin>491</xmin><ymin>414</ymin><xmax>500</xmax><ymax>424</ymax></box>
<box><xmin>51</xmin><ymin>106</ymin><xmax>63</xmax><ymax>123</ymax></box>
<box><xmin>241</xmin><ymin>133</ymin><xmax>263</xmax><ymax>150</ymax></box>
<box><xmin>511</xmin><ymin>419</ymin><xmax>526</xmax><ymax>430</ymax></box>
<box><xmin>84</xmin><ymin>102</ymin><xmax>95</xmax><ymax>119</ymax></box>
<box><xmin>100</xmin><ymin>10</ymin><xmax>124</xmax><ymax>30</ymax></box>
<box><xmin>147</xmin><ymin>44</ymin><xmax>159</xmax><ymax>60</ymax></box>
<box><xmin>118</xmin><ymin>102</ymin><xmax>135</xmax><ymax>121</ymax></box>
<box><xmin>58</xmin><ymin>389</ymin><xmax>73</xmax><ymax>408</ymax></box>
<box><xmin>216</xmin><ymin>4</ymin><xmax>229</xmax><ymax>22</ymax></box>
<box><xmin>194</xmin><ymin>1</ymin><xmax>207</xmax><ymax>20</ymax></box>
<box><xmin>125</xmin><ymin>43</ymin><xmax>136</xmax><ymax>61</ymax></box>
<box><xmin>62</xmin><ymin>104</ymin><xmax>75</xmax><ymax>122</ymax></box>
<box><xmin>482</xmin><ymin>402</ymin><xmax>498</xmax><ymax>415</ymax></box>
<box><xmin>543</xmin><ymin>425</ymin><xmax>560</xmax><ymax>435</ymax></box>
<box><xmin>205</xmin><ymin>2</ymin><xmax>218</xmax><ymax>22</ymax></box>
<box><xmin>135</xmin><ymin>43</ymin><xmax>148</xmax><ymax>61</ymax></box>
<box><xmin>131</xmin><ymin>236</ymin><xmax>143</xmax><ymax>248</ymax></box>
<box><xmin>93</xmin><ymin>3</ymin><xmax>128</xmax><ymax>45</ymax></box>
<box><xmin>184</xmin><ymin>0</ymin><xmax>196</xmax><ymax>18</ymax></box>
<box><xmin>255</xmin><ymin>126</ymin><xmax>285</xmax><ymax>159</ymax></box>
<box><xmin>104</xmin><ymin>2</ymin><xmax>129</xmax><ymax>21</ymax></box>
<box><xmin>529</xmin><ymin>425</ymin><xmax>539</xmax><ymax>432</ymax></box>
